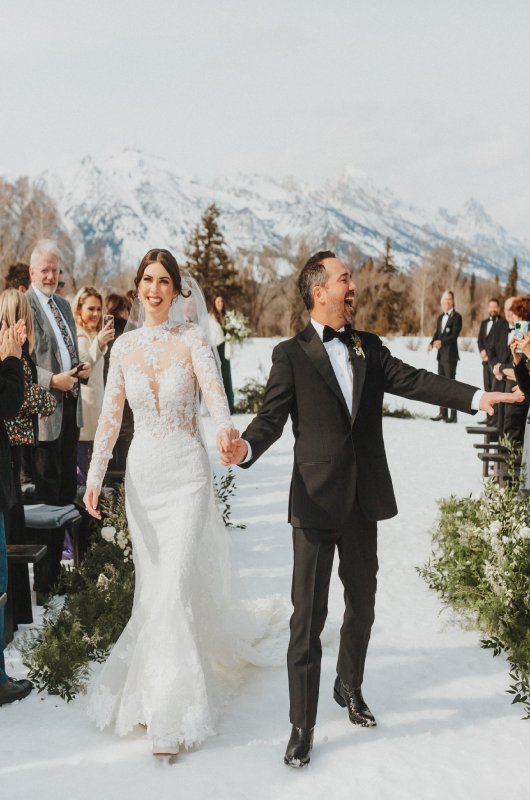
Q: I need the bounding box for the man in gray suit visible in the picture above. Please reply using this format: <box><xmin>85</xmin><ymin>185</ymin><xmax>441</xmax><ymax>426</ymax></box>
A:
<box><xmin>26</xmin><ymin>240</ymin><xmax>90</xmax><ymax>590</ymax></box>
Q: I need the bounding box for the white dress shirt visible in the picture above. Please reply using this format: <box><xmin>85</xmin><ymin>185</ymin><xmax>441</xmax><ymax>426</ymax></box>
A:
<box><xmin>31</xmin><ymin>284</ymin><xmax>74</xmax><ymax>371</ymax></box>
<box><xmin>310</xmin><ymin>318</ymin><xmax>353</xmax><ymax>409</ymax></box>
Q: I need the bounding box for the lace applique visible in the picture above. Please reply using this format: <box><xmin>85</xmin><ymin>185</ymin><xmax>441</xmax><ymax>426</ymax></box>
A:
<box><xmin>86</xmin><ymin>322</ymin><xmax>232</xmax><ymax>491</ymax></box>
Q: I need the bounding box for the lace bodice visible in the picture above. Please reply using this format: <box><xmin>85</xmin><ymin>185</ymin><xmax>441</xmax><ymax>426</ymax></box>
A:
<box><xmin>86</xmin><ymin>321</ymin><xmax>232</xmax><ymax>491</ymax></box>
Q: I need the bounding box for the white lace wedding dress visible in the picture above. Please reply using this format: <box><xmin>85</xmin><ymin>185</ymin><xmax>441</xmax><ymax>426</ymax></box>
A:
<box><xmin>85</xmin><ymin>320</ymin><xmax>263</xmax><ymax>751</ymax></box>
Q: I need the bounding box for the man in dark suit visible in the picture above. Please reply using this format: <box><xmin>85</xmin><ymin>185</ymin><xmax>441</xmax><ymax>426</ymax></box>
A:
<box><xmin>490</xmin><ymin>296</ymin><xmax>529</xmax><ymax>443</ymax></box>
<box><xmin>428</xmin><ymin>290</ymin><xmax>462</xmax><ymax>423</ymax></box>
<box><xmin>221</xmin><ymin>252</ymin><xmax>519</xmax><ymax>767</ymax></box>
<box><xmin>26</xmin><ymin>240</ymin><xmax>90</xmax><ymax>594</ymax></box>
<box><xmin>477</xmin><ymin>298</ymin><xmax>507</xmax><ymax>425</ymax></box>
<box><xmin>477</xmin><ymin>298</ymin><xmax>503</xmax><ymax>391</ymax></box>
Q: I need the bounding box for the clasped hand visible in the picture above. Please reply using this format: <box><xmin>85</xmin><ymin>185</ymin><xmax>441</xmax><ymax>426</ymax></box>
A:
<box><xmin>216</xmin><ymin>428</ymin><xmax>248</xmax><ymax>465</ymax></box>
<box><xmin>0</xmin><ymin>319</ymin><xmax>26</xmax><ymax>360</ymax></box>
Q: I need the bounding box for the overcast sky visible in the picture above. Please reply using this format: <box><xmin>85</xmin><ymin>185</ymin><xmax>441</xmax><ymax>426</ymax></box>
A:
<box><xmin>1</xmin><ymin>0</ymin><xmax>529</xmax><ymax>240</ymax></box>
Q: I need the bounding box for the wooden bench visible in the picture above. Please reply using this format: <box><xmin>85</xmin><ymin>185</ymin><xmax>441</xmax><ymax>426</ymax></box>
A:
<box><xmin>466</xmin><ymin>425</ymin><xmax>502</xmax><ymax>478</ymax></box>
<box><xmin>4</xmin><ymin>544</ymin><xmax>47</xmax><ymax>646</ymax></box>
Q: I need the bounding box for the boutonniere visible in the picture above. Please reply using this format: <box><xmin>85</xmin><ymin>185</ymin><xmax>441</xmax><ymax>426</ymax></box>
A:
<box><xmin>350</xmin><ymin>332</ymin><xmax>365</xmax><ymax>358</ymax></box>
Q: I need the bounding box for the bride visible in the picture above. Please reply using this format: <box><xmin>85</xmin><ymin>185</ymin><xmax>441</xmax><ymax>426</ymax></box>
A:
<box><xmin>83</xmin><ymin>248</ymin><xmax>242</xmax><ymax>756</ymax></box>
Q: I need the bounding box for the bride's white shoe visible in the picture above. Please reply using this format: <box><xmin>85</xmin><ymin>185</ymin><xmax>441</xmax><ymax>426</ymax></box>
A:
<box><xmin>152</xmin><ymin>738</ymin><xmax>180</xmax><ymax>756</ymax></box>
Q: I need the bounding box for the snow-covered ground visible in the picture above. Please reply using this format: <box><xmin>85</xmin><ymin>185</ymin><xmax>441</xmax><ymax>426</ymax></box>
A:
<box><xmin>2</xmin><ymin>336</ymin><xmax>529</xmax><ymax>800</ymax></box>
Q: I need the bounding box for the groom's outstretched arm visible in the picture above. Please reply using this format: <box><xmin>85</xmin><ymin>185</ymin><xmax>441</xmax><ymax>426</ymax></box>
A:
<box><xmin>224</xmin><ymin>342</ymin><xmax>295</xmax><ymax>468</ymax></box>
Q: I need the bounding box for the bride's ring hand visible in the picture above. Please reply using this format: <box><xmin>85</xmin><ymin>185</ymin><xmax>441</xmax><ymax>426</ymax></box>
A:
<box><xmin>83</xmin><ymin>486</ymin><xmax>101</xmax><ymax>519</ymax></box>
<box><xmin>216</xmin><ymin>427</ymin><xmax>240</xmax><ymax>455</ymax></box>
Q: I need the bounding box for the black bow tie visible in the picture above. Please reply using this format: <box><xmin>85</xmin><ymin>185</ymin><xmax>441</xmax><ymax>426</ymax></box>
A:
<box><xmin>322</xmin><ymin>324</ymin><xmax>353</xmax><ymax>344</ymax></box>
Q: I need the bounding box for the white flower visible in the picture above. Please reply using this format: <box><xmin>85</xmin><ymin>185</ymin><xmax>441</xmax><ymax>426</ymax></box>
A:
<box><xmin>518</xmin><ymin>526</ymin><xmax>530</xmax><ymax>540</ymax></box>
<box><xmin>489</xmin><ymin>521</ymin><xmax>502</xmax><ymax>534</ymax></box>
<box><xmin>456</xmin><ymin>510</ymin><xmax>463</xmax><ymax>518</ymax></box>
<box><xmin>101</xmin><ymin>526</ymin><xmax>116</xmax><ymax>542</ymax></box>
<box><xmin>97</xmin><ymin>573</ymin><xmax>110</xmax><ymax>589</ymax></box>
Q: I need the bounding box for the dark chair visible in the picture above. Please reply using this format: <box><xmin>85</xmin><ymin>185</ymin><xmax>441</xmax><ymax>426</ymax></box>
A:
<box><xmin>24</xmin><ymin>504</ymin><xmax>82</xmax><ymax>604</ymax></box>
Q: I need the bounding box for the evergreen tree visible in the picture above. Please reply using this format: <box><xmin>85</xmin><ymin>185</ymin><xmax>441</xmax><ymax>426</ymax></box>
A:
<box><xmin>505</xmin><ymin>257</ymin><xmax>518</xmax><ymax>298</ymax></box>
<box><xmin>184</xmin><ymin>204</ymin><xmax>241</xmax><ymax>303</ymax></box>
<box><xmin>381</xmin><ymin>237</ymin><xmax>397</xmax><ymax>274</ymax></box>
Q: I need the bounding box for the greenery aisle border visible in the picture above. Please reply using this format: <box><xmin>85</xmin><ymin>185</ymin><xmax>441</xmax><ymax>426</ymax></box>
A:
<box><xmin>418</xmin><ymin>443</ymin><xmax>530</xmax><ymax>718</ymax></box>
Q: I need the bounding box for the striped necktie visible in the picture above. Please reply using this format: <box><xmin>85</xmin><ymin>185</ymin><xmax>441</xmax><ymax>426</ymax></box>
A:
<box><xmin>48</xmin><ymin>298</ymin><xmax>79</xmax><ymax>397</ymax></box>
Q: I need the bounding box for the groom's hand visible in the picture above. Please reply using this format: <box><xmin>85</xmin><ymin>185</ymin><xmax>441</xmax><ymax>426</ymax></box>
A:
<box><xmin>219</xmin><ymin>437</ymin><xmax>248</xmax><ymax>466</ymax></box>
<box><xmin>479</xmin><ymin>390</ymin><xmax>525</xmax><ymax>415</ymax></box>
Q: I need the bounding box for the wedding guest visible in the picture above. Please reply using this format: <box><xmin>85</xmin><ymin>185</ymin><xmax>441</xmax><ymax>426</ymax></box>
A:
<box><xmin>72</xmin><ymin>287</ymin><xmax>114</xmax><ymax>482</ymax></box>
<box><xmin>0</xmin><ymin>318</ymin><xmax>33</xmax><ymax>706</ymax></box>
<box><xmin>4</xmin><ymin>263</ymin><xmax>32</xmax><ymax>480</ymax></box>
<box><xmin>103</xmin><ymin>291</ymin><xmax>134</xmax><ymax>473</ymax></box>
<box><xmin>477</xmin><ymin>298</ymin><xmax>506</xmax><ymax>425</ymax></box>
<box><xmin>55</xmin><ymin>269</ymin><xmax>66</xmax><ymax>296</ymax></box>
<box><xmin>477</xmin><ymin>298</ymin><xmax>503</xmax><ymax>391</ymax></box>
<box><xmin>26</xmin><ymin>240</ymin><xmax>90</xmax><ymax>596</ymax></box>
<box><xmin>428</xmin><ymin>290</ymin><xmax>462</xmax><ymax>423</ymax></box>
<box><xmin>208</xmin><ymin>295</ymin><xmax>235</xmax><ymax>413</ymax></box>
<box><xmin>4</xmin><ymin>262</ymin><xmax>30</xmax><ymax>293</ymax></box>
<box><xmin>491</xmin><ymin>296</ymin><xmax>530</xmax><ymax>444</ymax></box>
<box><xmin>509</xmin><ymin>329</ymin><xmax>530</xmax><ymax>490</ymax></box>
<box><xmin>0</xmin><ymin>290</ymin><xmax>56</xmax><ymax>629</ymax></box>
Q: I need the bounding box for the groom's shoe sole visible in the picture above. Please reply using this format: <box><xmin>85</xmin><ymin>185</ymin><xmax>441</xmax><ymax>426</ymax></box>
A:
<box><xmin>334</xmin><ymin>684</ymin><xmax>377</xmax><ymax>727</ymax></box>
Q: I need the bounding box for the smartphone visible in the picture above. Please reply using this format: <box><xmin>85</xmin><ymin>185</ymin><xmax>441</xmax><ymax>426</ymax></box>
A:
<box><xmin>72</xmin><ymin>362</ymin><xmax>85</xmax><ymax>375</ymax></box>
<box><xmin>513</xmin><ymin>321</ymin><xmax>530</xmax><ymax>353</ymax></box>
<box><xmin>103</xmin><ymin>314</ymin><xmax>114</xmax><ymax>328</ymax></box>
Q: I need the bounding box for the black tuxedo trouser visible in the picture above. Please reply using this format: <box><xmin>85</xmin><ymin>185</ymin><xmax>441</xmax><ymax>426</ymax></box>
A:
<box><xmin>288</xmin><ymin>501</ymin><xmax>378</xmax><ymax>729</ymax></box>
<box><xmin>31</xmin><ymin>396</ymin><xmax>79</xmax><ymax>594</ymax></box>
<box><xmin>482</xmin><ymin>362</ymin><xmax>494</xmax><ymax>393</ymax></box>
<box><xmin>437</xmin><ymin>361</ymin><xmax>457</xmax><ymax>419</ymax></box>
<box><xmin>502</xmin><ymin>380</ymin><xmax>530</xmax><ymax>445</ymax></box>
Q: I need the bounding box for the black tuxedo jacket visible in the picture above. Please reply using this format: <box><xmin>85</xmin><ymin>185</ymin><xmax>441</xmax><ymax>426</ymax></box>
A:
<box><xmin>241</xmin><ymin>323</ymin><xmax>478</xmax><ymax>531</ymax></box>
<box><xmin>0</xmin><ymin>356</ymin><xmax>24</xmax><ymax>511</ymax></box>
<box><xmin>431</xmin><ymin>310</ymin><xmax>462</xmax><ymax>363</ymax></box>
<box><xmin>489</xmin><ymin>318</ymin><xmax>511</xmax><ymax>370</ymax></box>
<box><xmin>477</xmin><ymin>316</ymin><xmax>504</xmax><ymax>359</ymax></box>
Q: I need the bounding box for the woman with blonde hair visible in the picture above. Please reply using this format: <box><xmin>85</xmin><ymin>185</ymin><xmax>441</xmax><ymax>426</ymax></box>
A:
<box><xmin>0</xmin><ymin>289</ymin><xmax>56</xmax><ymax>627</ymax></box>
<box><xmin>72</xmin><ymin>287</ymin><xmax>115</xmax><ymax>482</ymax></box>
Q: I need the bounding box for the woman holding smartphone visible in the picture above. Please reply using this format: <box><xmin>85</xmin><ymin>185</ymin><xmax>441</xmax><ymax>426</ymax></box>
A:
<box><xmin>72</xmin><ymin>287</ymin><xmax>115</xmax><ymax>482</ymax></box>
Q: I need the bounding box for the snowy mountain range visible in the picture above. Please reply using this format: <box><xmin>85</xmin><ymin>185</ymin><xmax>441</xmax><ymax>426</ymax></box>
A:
<box><xmin>34</xmin><ymin>147</ymin><xmax>530</xmax><ymax>284</ymax></box>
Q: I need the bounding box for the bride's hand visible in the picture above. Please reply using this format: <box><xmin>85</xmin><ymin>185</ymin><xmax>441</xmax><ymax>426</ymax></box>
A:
<box><xmin>216</xmin><ymin>427</ymin><xmax>240</xmax><ymax>454</ymax></box>
<box><xmin>83</xmin><ymin>486</ymin><xmax>101</xmax><ymax>519</ymax></box>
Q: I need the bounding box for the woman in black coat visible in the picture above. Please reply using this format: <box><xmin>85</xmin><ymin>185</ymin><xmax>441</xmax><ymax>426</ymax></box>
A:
<box><xmin>0</xmin><ymin>321</ymin><xmax>31</xmax><ymax>706</ymax></box>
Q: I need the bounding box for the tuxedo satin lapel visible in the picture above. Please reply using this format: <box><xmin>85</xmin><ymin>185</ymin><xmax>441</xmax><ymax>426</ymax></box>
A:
<box><xmin>350</xmin><ymin>345</ymin><xmax>366</xmax><ymax>425</ymax></box>
<box><xmin>298</xmin><ymin>325</ymin><xmax>351</xmax><ymax>420</ymax></box>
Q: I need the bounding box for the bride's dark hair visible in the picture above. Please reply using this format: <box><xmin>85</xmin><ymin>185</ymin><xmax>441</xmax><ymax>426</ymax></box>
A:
<box><xmin>134</xmin><ymin>249</ymin><xmax>191</xmax><ymax>298</ymax></box>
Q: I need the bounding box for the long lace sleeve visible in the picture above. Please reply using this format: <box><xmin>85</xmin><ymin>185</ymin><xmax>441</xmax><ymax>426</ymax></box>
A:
<box><xmin>86</xmin><ymin>343</ymin><xmax>126</xmax><ymax>491</ymax></box>
<box><xmin>187</xmin><ymin>325</ymin><xmax>232</xmax><ymax>430</ymax></box>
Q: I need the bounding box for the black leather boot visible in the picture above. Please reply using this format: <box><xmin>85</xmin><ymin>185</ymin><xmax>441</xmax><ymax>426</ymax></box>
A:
<box><xmin>334</xmin><ymin>677</ymin><xmax>376</xmax><ymax>727</ymax></box>
<box><xmin>0</xmin><ymin>678</ymin><xmax>33</xmax><ymax>706</ymax></box>
<box><xmin>284</xmin><ymin>725</ymin><xmax>314</xmax><ymax>767</ymax></box>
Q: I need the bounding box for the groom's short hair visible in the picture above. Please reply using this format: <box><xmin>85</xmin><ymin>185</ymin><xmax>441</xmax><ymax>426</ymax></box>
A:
<box><xmin>298</xmin><ymin>250</ymin><xmax>336</xmax><ymax>310</ymax></box>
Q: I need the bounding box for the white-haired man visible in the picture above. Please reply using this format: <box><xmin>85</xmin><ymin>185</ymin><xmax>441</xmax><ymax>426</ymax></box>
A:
<box><xmin>428</xmin><ymin>290</ymin><xmax>462</xmax><ymax>423</ymax></box>
<box><xmin>26</xmin><ymin>241</ymin><xmax>90</xmax><ymax>594</ymax></box>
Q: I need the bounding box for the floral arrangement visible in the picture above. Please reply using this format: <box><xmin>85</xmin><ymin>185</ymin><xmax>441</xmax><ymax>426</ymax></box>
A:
<box><xmin>222</xmin><ymin>309</ymin><xmax>251</xmax><ymax>346</ymax></box>
<box><xmin>418</xmin><ymin>443</ymin><xmax>530</xmax><ymax>717</ymax></box>
<box><xmin>18</xmin><ymin>470</ymin><xmax>243</xmax><ymax>700</ymax></box>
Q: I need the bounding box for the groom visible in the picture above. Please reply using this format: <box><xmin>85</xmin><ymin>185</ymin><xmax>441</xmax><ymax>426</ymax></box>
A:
<box><xmin>222</xmin><ymin>251</ymin><xmax>521</xmax><ymax>767</ymax></box>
